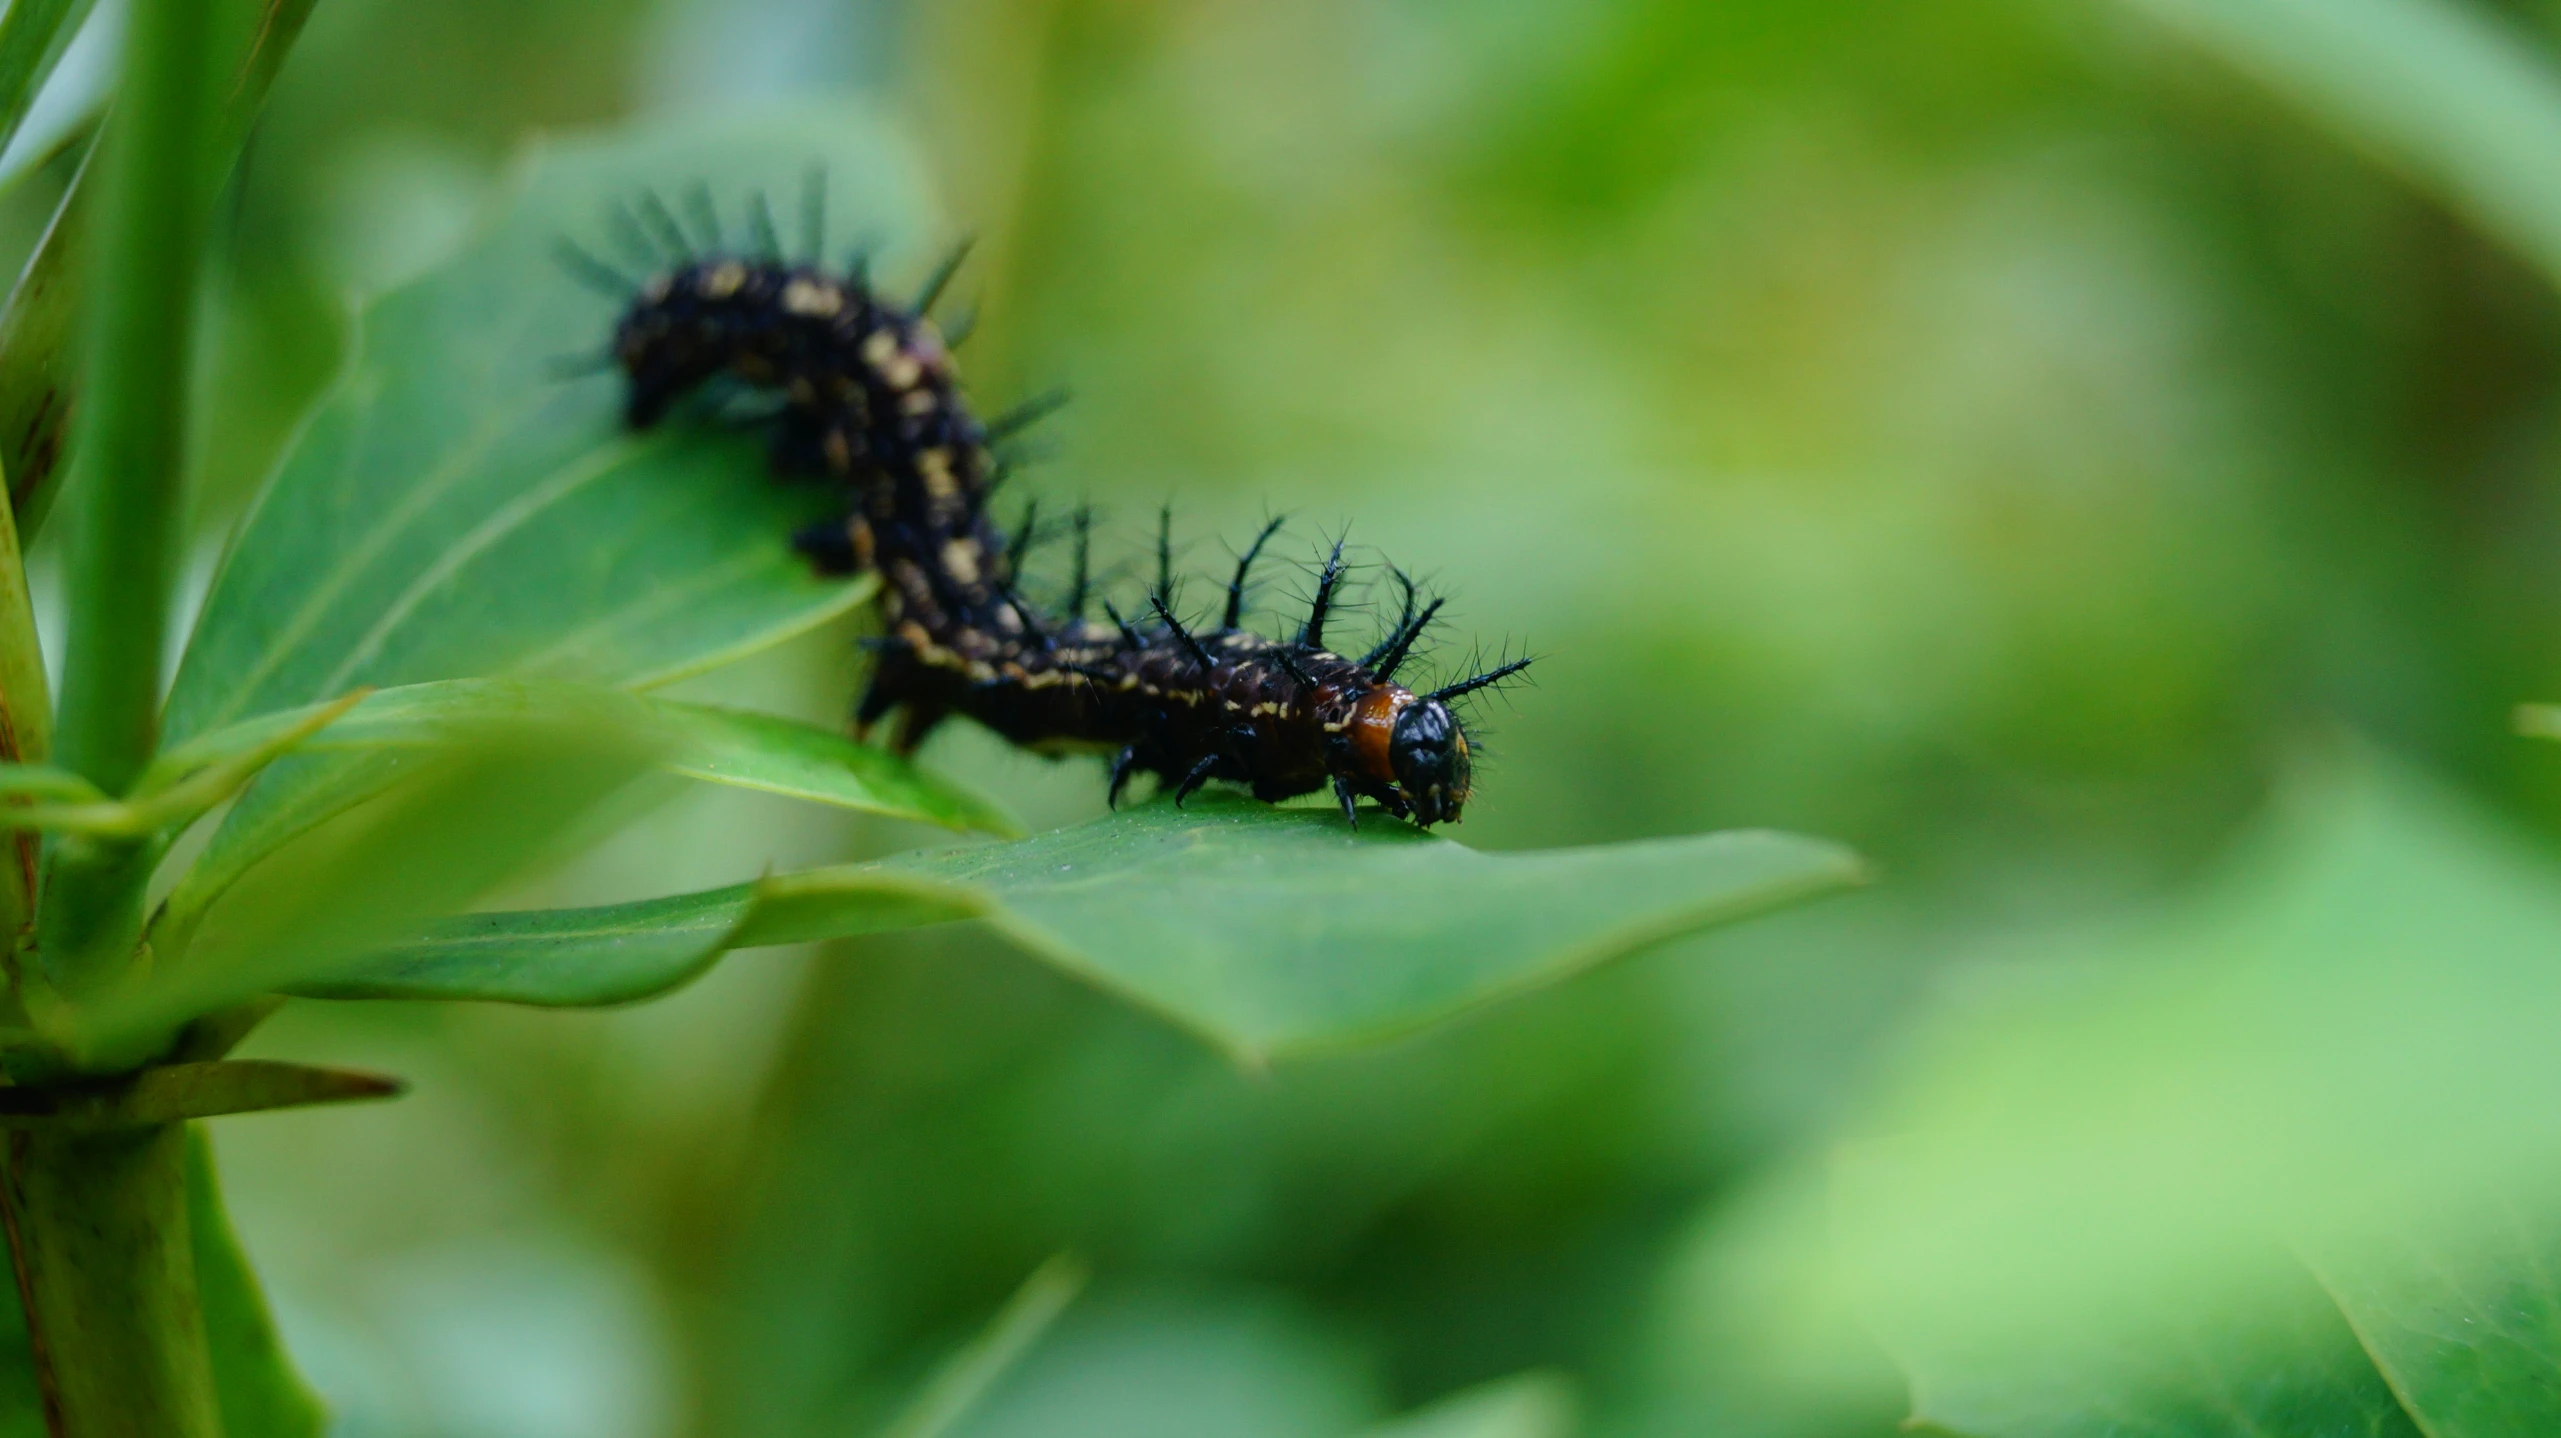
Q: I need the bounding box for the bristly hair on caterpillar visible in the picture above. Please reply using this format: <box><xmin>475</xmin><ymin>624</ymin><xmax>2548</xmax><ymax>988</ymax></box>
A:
<box><xmin>561</xmin><ymin>172</ymin><xmax>1535</xmax><ymax>827</ymax></box>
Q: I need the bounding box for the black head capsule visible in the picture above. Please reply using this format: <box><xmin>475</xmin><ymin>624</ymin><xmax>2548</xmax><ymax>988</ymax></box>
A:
<box><xmin>1388</xmin><ymin>698</ymin><xmax>1471</xmax><ymax>826</ymax></box>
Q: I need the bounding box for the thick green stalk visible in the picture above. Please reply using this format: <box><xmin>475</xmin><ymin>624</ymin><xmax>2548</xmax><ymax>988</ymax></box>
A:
<box><xmin>1</xmin><ymin>1125</ymin><xmax>220</xmax><ymax>1438</ymax></box>
<box><xmin>11</xmin><ymin>1</ymin><xmax>224</xmax><ymax>1426</ymax></box>
<box><xmin>51</xmin><ymin>0</ymin><xmax>212</xmax><ymax>797</ymax></box>
<box><xmin>41</xmin><ymin>0</ymin><xmax>219</xmax><ymax>997</ymax></box>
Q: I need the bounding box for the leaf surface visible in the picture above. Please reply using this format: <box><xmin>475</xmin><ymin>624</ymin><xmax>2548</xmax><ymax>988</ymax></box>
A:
<box><xmin>2300</xmin><ymin>1200</ymin><xmax>2561</xmax><ymax>1438</ymax></box>
<box><xmin>302</xmin><ymin>796</ymin><xmax>1859</xmax><ymax>1058</ymax></box>
<box><xmin>1832</xmin><ymin>749</ymin><xmax>2561</xmax><ymax>1437</ymax></box>
<box><xmin>89</xmin><ymin>703</ymin><xmax>665</xmax><ymax>1063</ymax></box>
<box><xmin>165</xmin><ymin>104</ymin><xmax>939</xmax><ymax>744</ymax></box>
<box><xmin>1847</xmin><ymin>1218</ymin><xmax>2420</xmax><ymax>1438</ymax></box>
<box><xmin>157</xmin><ymin>679</ymin><xmax>1014</xmax><ymax>838</ymax></box>
<box><xmin>651</xmin><ymin>699</ymin><xmax>1017</xmax><ymax>835</ymax></box>
<box><xmin>1358</xmin><ymin>1373</ymin><xmax>1577</xmax><ymax>1438</ymax></box>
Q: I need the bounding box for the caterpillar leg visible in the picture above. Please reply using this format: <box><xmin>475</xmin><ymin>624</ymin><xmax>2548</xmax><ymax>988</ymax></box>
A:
<box><xmin>1106</xmin><ymin>747</ymin><xmax>1141</xmax><ymax>810</ymax></box>
<box><xmin>1332</xmin><ymin>775</ymin><xmax>1360</xmax><ymax>830</ymax></box>
<box><xmin>889</xmin><ymin>704</ymin><xmax>948</xmax><ymax>756</ymax></box>
<box><xmin>1171</xmin><ymin>754</ymin><xmax>1222</xmax><ymax>809</ymax></box>
<box><xmin>851</xmin><ymin>664</ymin><xmax>901</xmax><ymax>741</ymax></box>
<box><xmin>795</xmin><ymin>518</ymin><xmax>868</xmax><ymax>576</ymax></box>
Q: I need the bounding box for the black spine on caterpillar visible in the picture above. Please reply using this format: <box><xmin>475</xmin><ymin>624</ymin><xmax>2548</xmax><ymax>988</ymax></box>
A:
<box><xmin>590</xmin><ymin>211</ymin><xmax>1531</xmax><ymax>826</ymax></box>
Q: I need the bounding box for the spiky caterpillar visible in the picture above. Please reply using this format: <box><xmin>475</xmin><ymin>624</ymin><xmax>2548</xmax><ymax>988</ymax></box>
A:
<box><xmin>568</xmin><ymin>191</ymin><xmax>1529</xmax><ymax>826</ymax></box>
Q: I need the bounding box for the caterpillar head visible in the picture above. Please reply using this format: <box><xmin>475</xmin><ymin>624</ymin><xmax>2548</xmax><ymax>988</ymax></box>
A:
<box><xmin>1388</xmin><ymin>697</ymin><xmax>1472</xmax><ymax>826</ymax></box>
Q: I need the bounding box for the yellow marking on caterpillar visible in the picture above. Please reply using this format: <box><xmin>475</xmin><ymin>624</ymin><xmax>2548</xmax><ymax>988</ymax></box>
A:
<box><xmin>878</xmin><ymin>352</ymin><xmax>924</xmax><ymax>390</ymax></box>
<box><xmin>917</xmin><ymin>448</ymin><xmax>959</xmax><ymax>502</ymax></box>
<box><xmin>901</xmin><ymin>389</ymin><xmax>938</xmax><ymax>416</ymax></box>
<box><xmin>940</xmin><ymin>540</ymin><xmax>982</xmax><ymax>585</ymax></box>
<box><xmin>702</xmin><ymin>262</ymin><xmax>746</xmax><ymax>299</ymax></box>
<box><xmin>782</xmin><ymin>278</ymin><xmax>843</xmax><ymax>317</ymax></box>
<box><xmin>861</xmin><ymin>331</ymin><xmax>899</xmax><ymax>366</ymax></box>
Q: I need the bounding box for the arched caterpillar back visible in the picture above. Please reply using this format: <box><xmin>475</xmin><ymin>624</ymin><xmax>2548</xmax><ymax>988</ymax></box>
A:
<box><xmin>562</xmin><ymin>182</ymin><xmax>1531</xmax><ymax>827</ymax></box>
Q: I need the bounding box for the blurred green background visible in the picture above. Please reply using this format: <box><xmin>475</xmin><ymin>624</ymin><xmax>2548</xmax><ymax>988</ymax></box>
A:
<box><xmin>26</xmin><ymin>0</ymin><xmax>2561</xmax><ymax>1432</ymax></box>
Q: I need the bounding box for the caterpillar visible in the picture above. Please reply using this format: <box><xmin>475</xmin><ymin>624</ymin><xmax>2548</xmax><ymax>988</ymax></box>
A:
<box><xmin>560</xmin><ymin>182</ymin><xmax>1531</xmax><ymax>828</ymax></box>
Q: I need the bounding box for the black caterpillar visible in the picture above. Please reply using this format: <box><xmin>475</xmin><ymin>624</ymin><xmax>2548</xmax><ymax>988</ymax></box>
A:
<box><xmin>560</xmin><ymin>183</ymin><xmax>1530</xmax><ymax>828</ymax></box>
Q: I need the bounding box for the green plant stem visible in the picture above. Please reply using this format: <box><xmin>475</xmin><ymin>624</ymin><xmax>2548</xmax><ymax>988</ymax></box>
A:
<box><xmin>0</xmin><ymin>1124</ymin><xmax>220</xmax><ymax>1438</ymax></box>
<box><xmin>52</xmin><ymin>0</ymin><xmax>213</xmax><ymax>797</ymax></box>
<box><xmin>42</xmin><ymin>0</ymin><xmax>219</xmax><ymax>998</ymax></box>
<box><xmin>7</xmin><ymin>4</ymin><xmax>227</xmax><ymax>1425</ymax></box>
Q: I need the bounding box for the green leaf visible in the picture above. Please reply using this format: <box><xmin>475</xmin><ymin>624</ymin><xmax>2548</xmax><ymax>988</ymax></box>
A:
<box><xmin>1839</xmin><ymin>1198</ymin><xmax>2420</xmax><ymax>1438</ymax></box>
<box><xmin>82</xmin><ymin>700</ymin><xmax>666</xmax><ymax>1065</ymax></box>
<box><xmin>848</xmin><ymin>797</ymin><xmax>1860</xmax><ymax>1060</ymax></box>
<box><xmin>0</xmin><ymin>766</ymin><xmax>98</xmax><ymax>803</ymax></box>
<box><xmin>160</xmin><ymin>679</ymin><xmax>1017</xmax><ymax>837</ymax></box>
<box><xmin>1831</xmin><ymin>748</ymin><xmax>2561</xmax><ymax>1437</ymax></box>
<box><xmin>2298</xmin><ymin>1199</ymin><xmax>2561</xmax><ymax>1438</ymax></box>
<box><xmin>288</xmin><ymin>869</ymin><xmax>973</xmax><ymax>1008</ymax></box>
<box><xmin>0</xmin><ymin>0</ymin><xmax>317</xmax><ymax>536</ymax></box>
<box><xmin>301</xmin><ymin>796</ymin><xmax>1860</xmax><ymax>1058</ymax></box>
<box><xmin>164</xmin><ymin>103</ymin><xmax>940</xmax><ymax>746</ymax></box>
<box><xmin>291</xmin><ymin>887</ymin><xmax>748</xmax><ymax>1008</ymax></box>
<box><xmin>187</xmin><ymin>1129</ymin><xmax>325</xmax><ymax>1438</ymax></box>
<box><xmin>921</xmin><ymin>1285</ymin><xmax>1381</xmax><ymax>1438</ymax></box>
<box><xmin>0</xmin><ymin>691</ymin><xmax>362</xmax><ymax>837</ymax></box>
<box><xmin>1358</xmin><ymin>1374</ymin><xmax>1577</xmax><ymax>1438</ymax></box>
<box><xmin>649</xmin><ymin>699</ymin><xmax>1017</xmax><ymax>835</ymax></box>
<box><xmin>147</xmin><ymin>680</ymin><xmax>1008</xmax><ymax>981</ymax></box>
<box><xmin>881</xmin><ymin>1255</ymin><xmax>1089</xmax><ymax>1438</ymax></box>
<box><xmin>0</xmin><ymin>0</ymin><xmax>97</xmax><ymax>164</ymax></box>
<box><xmin>2112</xmin><ymin>0</ymin><xmax>2561</xmax><ymax>291</ymax></box>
